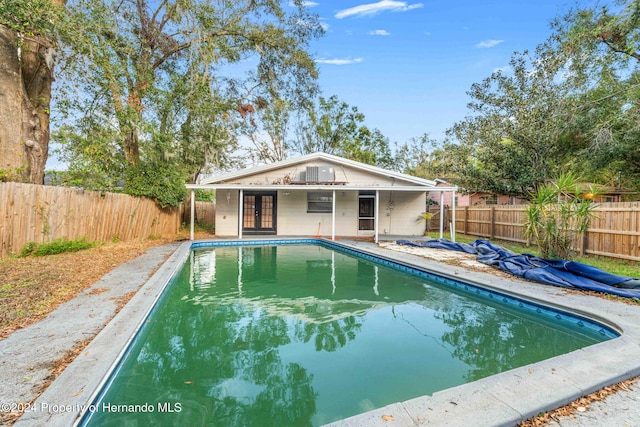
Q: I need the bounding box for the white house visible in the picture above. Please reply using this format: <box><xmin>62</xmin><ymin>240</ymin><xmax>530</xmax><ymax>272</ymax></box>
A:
<box><xmin>186</xmin><ymin>152</ymin><xmax>457</xmax><ymax>242</ymax></box>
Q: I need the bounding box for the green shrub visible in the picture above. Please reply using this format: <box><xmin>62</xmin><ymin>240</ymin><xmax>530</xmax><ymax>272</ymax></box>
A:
<box><xmin>20</xmin><ymin>238</ymin><xmax>99</xmax><ymax>257</ymax></box>
<box><xmin>20</xmin><ymin>241</ymin><xmax>37</xmax><ymax>257</ymax></box>
<box><xmin>524</xmin><ymin>173</ymin><xmax>598</xmax><ymax>260</ymax></box>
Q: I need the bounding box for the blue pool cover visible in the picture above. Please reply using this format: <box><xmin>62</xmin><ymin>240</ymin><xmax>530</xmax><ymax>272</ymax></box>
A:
<box><xmin>397</xmin><ymin>239</ymin><xmax>640</xmax><ymax>299</ymax></box>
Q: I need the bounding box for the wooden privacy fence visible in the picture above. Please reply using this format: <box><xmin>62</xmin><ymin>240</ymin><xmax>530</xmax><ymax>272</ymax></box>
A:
<box><xmin>450</xmin><ymin>202</ymin><xmax>640</xmax><ymax>262</ymax></box>
<box><xmin>181</xmin><ymin>201</ymin><xmax>216</xmax><ymax>226</ymax></box>
<box><xmin>0</xmin><ymin>182</ymin><xmax>181</xmax><ymax>258</ymax></box>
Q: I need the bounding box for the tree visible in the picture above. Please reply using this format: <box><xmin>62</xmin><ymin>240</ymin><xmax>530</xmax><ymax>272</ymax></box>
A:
<box><xmin>443</xmin><ymin>46</ymin><xmax>578</xmax><ymax>198</ymax></box>
<box><xmin>293</xmin><ymin>95</ymin><xmax>393</xmax><ymax>167</ymax></box>
<box><xmin>550</xmin><ymin>0</ymin><xmax>640</xmax><ymax>190</ymax></box>
<box><xmin>0</xmin><ymin>0</ymin><xmax>66</xmax><ymax>184</ymax></box>
<box><xmin>54</xmin><ymin>0</ymin><xmax>322</xmax><ymax>206</ymax></box>
<box><xmin>394</xmin><ymin>133</ymin><xmax>446</xmax><ymax>178</ymax></box>
<box><xmin>240</xmin><ymin>96</ymin><xmax>293</xmax><ymax>165</ymax></box>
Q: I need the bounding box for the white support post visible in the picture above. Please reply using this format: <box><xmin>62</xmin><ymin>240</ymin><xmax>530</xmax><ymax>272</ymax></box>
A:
<box><xmin>451</xmin><ymin>189</ymin><xmax>456</xmax><ymax>242</ymax></box>
<box><xmin>374</xmin><ymin>190</ymin><xmax>380</xmax><ymax>243</ymax></box>
<box><xmin>190</xmin><ymin>189</ymin><xmax>195</xmax><ymax>240</ymax></box>
<box><xmin>332</xmin><ymin>190</ymin><xmax>336</xmax><ymax>240</ymax></box>
<box><xmin>237</xmin><ymin>247</ymin><xmax>243</xmax><ymax>294</ymax></box>
<box><xmin>439</xmin><ymin>191</ymin><xmax>445</xmax><ymax>239</ymax></box>
<box><xmin>238</xmin><ymin>189</ymin><xmax>243</xmax><ymax>239</ymax></box>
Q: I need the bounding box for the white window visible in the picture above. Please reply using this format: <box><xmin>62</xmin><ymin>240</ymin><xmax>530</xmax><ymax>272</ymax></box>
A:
<box><xmin>307</xmin><ymin>192</ymin><xmax>333</xmax><ymax>213</ymax></box>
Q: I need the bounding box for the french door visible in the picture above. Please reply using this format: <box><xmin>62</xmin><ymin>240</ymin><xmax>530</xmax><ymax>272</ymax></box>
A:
<box><xmin>242</xmin><ymin>192</ymin><xmax>277</xmax><ymax>234</ymax></box>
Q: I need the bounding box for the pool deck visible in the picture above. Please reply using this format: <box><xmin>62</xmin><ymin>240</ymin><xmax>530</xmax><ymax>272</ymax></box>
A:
<box><xmin>8</xmin><ymin>237</ymin><xmax>640</xmax><ymax>426</ymax></box>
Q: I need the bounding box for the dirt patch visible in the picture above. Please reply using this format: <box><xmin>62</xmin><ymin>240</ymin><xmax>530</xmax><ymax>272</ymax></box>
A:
<box><xmin>0</xmin><ymin>231</ymin><xmax>211</xmax><ymax>340</ymax></box>
<box><xmin>378</xmin><ymin>241</ymin><xmax>513</xmax><ymax>278</ymax></box>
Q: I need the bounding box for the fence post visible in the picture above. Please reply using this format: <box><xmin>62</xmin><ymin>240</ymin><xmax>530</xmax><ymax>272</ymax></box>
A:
<box><xmin>463</xmin><ymin>207</ymin><xmax>468</xmax><ymax>234</ymax></box>
<box><xmin>490</xmin><ymin>206</ymin><xmax>495</xmax><ymax>239</ymax></box>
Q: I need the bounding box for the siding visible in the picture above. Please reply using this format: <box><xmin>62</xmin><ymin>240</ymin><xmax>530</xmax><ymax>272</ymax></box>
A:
<box><xmin>221</xmin><ymin>160</ymin><xmax>421</xmax><ymax>187</ymax></box>
<box><xmin>215</xmin><ymin>189</ymin><xmax>426</xmax><ymax>238</ymax></box>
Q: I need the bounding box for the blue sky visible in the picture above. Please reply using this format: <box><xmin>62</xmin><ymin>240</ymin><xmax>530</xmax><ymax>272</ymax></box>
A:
<box><xmin>303</xmin><ymin>0</ymin><xmax>571</xmax><ymax>145</ymax></box>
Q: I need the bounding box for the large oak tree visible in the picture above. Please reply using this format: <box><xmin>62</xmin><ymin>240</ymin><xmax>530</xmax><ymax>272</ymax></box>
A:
<box><xmin>0</xmin><ymin>0</ymin><xmax>65</xmax><ymax>184</ymax></box>
<box><xmin>54</xmin><ymin>0</ymin><xmax>322</xmax><ymax>206</ymax></box>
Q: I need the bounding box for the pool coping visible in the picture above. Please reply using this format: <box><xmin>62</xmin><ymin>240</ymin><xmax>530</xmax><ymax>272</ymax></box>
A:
<box><xmin>16</xmin><ymin>238</ymin><xmax>640</xmax><ymax>427</ymax></box>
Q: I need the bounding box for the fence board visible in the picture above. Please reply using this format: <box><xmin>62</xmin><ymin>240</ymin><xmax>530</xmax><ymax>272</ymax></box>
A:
<box><xmin>0</xmin><ymin>183</ymin><xmax>180</xmax><ymax>258</ymax></box>
<box><xmin>180</xmin><ymin>201</ymin><xmax>216</xmax><ymax>227</ymax></box>
<box><xmin>453</xmin><ymin>202</ymin><xmax>640</xmax><ymax>261</ymax></box>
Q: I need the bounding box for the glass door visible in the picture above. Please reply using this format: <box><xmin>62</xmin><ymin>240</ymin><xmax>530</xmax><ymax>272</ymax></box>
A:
<box><xmin>358</xmin><ymin>191</ymin><xmax>375</xmax><ymax>231</ymax></box>
<box><xmin>243</xmin><ymin>192</ymin><xmax>277</xmax><ymax>234</ymax></box>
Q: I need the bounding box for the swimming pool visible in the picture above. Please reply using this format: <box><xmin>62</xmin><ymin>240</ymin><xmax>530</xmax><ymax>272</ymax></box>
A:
<box><xmin>78</xmin><ymin>239</ymin><xmax>616</xmax><ymax>426</ymax></box>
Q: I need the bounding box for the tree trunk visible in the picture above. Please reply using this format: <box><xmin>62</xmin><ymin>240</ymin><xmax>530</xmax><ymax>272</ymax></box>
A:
<box><xmin>0</xmin><ymin>25</ymin><xmax>27</xmax><ymax>181</ymax></box>
<box><xmin>0</xmin><ymin>24</ymin><xmax>55</xmax><ymax>184</ymax></box>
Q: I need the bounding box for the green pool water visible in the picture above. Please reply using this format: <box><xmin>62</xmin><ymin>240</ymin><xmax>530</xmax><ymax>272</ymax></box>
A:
<box><xmin>84</xmin><ymin>244</ymin><xmax>611</xmax><ymax>426</ymax></box>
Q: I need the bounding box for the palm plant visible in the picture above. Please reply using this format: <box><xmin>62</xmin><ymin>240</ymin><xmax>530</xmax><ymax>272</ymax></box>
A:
<box><xmin>524</xmin><ymin>172</ymin><xmax>598</xmax><ymax>259</ymax></box>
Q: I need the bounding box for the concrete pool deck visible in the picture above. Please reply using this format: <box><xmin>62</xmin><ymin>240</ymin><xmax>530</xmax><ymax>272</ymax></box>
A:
<box><xmin>6</xmin><ymin>238</ymin><xmax>640</xmax><ymax>426</ymax></box>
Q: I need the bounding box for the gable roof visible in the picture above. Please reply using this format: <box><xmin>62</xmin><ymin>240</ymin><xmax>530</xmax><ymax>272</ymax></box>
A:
<box><xmin>200</xmin><ymin>152</ymin><xmax>437</xmax><ymax>187</ymax></box>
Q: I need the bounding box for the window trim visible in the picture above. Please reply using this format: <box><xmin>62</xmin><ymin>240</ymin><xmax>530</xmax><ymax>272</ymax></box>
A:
<box><xmin>307</xmin><ymin>191</ymin><xmax>333</xmax><ymax>213</ymax></box>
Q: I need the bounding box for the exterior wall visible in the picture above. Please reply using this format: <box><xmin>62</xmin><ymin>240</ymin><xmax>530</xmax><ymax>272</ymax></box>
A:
<box><xmin>220</xmin><ymin>160</ymin><xmax>420</xmax><ymax>188</ymax></box>
<box><xmin>428</xmin><ymin>189</ymin><xmax>466</xmax><ymax>207</ymax></box>
<box><xmin>377</xmin><ymin>191</ymin><xmax>426</xmax><ymax>237</ymax></box>
<box><xmin>214</xmin><ymin>189</ymin><xmax>426</xmax><ymax>237</ymax></box>
<box><xmin>427</xmin><ymin>189</ymin><xmax>524</xmax><ymax>207</ymax></box>
<box><xmin>276</xmin><ymin>189</ymin><xmax>358</xmax><ymax>236</ymax></box>
<box><xmin>468</xmin><ymin>193</ymin><xmax>524</xmax><ymax>206</ymax></box>
<box><xmin>215</xmin><ymin>189</ymin><xmax>239</xmax><ymax>236</ymax></box>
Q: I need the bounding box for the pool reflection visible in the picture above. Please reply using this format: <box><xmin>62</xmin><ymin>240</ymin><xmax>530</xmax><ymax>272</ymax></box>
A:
<box><xmin>85</xmin><ymin>245</ymin><xmax>609</xmax><ymax>427</ymax></box>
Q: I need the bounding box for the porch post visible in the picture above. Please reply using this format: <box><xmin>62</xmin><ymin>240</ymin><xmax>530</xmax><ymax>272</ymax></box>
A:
<box><xmin>190</xmin><ymin>189</ymin><xmax>195</xmax><ymax>240</ymax></box>
<box><xmin>451</xmin><ymin>189</ymin><xmax>456</xmax><ymax>242</ymax></box>
<box><xmin>439</xmin><ymin>191</ymin><xmax>444</xmax><ymax>239</ymax></box>
<box><xmin>238</xmin><ymin>189</ymin><xmax>243</xmax><ymax>239</ymax></box>
<box><xmin>332</xmin><ymin>189</ymin><xmax>336</xmax><ymax>240</ymax></box>
<box><xmin>374</xmin><ymin>190</ymin><xmax>380</xmax><ymax>243</ymax></box>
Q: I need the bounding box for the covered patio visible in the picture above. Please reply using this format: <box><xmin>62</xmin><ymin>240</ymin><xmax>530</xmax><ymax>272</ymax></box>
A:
<box><xmin>185</xmin><ymin>153</ymin><xmax>458</xmax><ymax>243</ymax></box>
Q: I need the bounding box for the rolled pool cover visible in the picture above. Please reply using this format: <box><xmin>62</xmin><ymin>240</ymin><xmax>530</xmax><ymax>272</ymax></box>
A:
<box><xmin>397</xmin><ymin>239</ymin><xmax>640</xmax><ymax>299</ymax></box>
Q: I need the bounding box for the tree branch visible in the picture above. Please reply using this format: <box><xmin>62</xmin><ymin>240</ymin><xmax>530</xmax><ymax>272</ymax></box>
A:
<box><xmin>600</xmin><ymin>36</ymin><xmax>640</xmax><ymax>62</ymax></box>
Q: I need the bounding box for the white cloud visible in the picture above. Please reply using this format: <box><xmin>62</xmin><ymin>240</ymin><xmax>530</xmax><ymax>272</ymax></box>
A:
<box><xmin>369</xmin><ymin>29</ymin><xmax>390</xmax><ymax>36</ymax></box>
<box><xmin>476</xmin><ymin>39</ymin><xmax>504</xmax><ymax>48</ymax></box>
<box><xmin>335</xmin><ymin>1</ymin><xmax>423</xmax><ymax>19</ymax></box>
<box><xmin>493</xmin><ymin>65</ymin><xmax>511</xmax><ymax>74</ymax></box>
<box><xmin>315</xmin><ymin>57</ymin><xmax>364</xmax><ymax>65</ymax></box>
